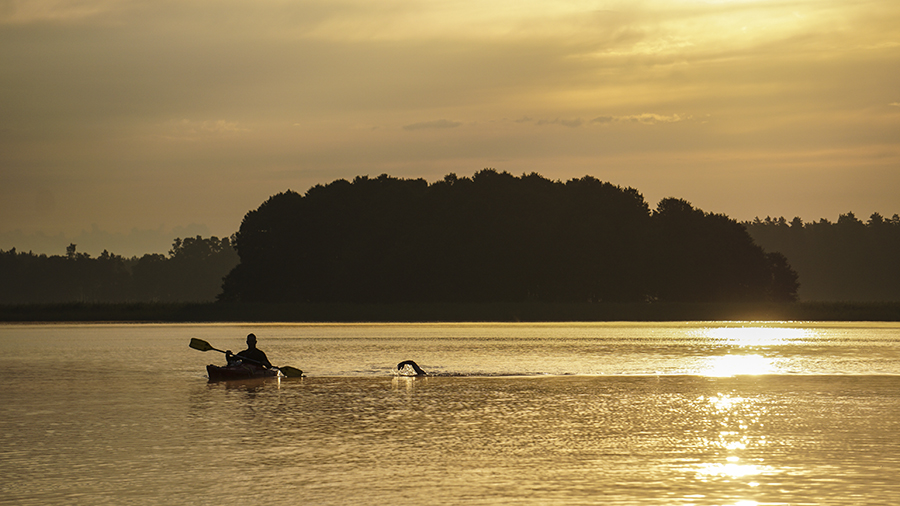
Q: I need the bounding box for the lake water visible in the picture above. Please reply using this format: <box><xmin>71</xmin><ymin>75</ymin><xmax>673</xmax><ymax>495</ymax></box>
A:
<box><xmin>1</xmin><ymin>322</ymin><xmax>899</xmax><ymax>505</ymax></box>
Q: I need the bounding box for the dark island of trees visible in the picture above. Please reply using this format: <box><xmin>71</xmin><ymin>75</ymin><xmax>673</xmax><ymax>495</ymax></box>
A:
<box><xmin>220</xmin><ymin>170</ymin><xmax>798</xmax><ymax>304</ymax></box>
<box><xmin>4</xmin><ymin>169</ymin><xmax>900</xmax><ymax>322</ymax></box>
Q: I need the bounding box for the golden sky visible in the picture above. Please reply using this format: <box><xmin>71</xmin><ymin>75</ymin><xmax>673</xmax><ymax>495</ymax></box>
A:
<box><xmin>2</xmin><ymin>0</ymin><xmax>899</xmax><ymax>254</ymax></box>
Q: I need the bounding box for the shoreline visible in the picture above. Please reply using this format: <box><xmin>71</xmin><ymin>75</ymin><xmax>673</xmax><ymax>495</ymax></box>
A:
<box><xmin>1</xmin><ymin>301</ymin><xmax>899</xmax><ymax>323</ymax></box>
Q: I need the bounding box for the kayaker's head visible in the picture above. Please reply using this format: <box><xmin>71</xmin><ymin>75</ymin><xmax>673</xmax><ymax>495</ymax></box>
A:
<box><xmin>246</xmin><ymin>333</ymin><xmax>258</xmax><ymax>349</ymax></box>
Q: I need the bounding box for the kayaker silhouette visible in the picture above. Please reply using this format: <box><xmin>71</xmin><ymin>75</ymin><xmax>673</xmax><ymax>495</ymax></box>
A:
<box><xmin>397</xmin><ymin>360</ymin><xmax>427</xmax><ymax>376</ymax></box>
<box><xmin>226</xmin><ymin>333</ymin><xmax>273</xmax><ymax>369</ymax></box>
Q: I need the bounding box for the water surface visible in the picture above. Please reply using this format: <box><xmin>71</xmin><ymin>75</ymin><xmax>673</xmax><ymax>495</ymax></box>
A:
<box><xmin>1</xmin><ymin>322</ymin><xmax>898</xmax><ymax>505</ymax></box>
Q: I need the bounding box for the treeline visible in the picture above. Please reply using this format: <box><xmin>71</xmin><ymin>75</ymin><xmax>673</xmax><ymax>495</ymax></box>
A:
<box><xmin>220</xmin><ymin>170</ymin><xmax>798</xmax><ymax>304</ymax></box>
<box><xmin>0</xmin><ymin>236</ymin><xmax>238</xmax><ymax>303</ymax></box>
<box><xmin>746</xmin><ymin>213</ymin><xmax>900</xmax><ymax>301</ymax></box>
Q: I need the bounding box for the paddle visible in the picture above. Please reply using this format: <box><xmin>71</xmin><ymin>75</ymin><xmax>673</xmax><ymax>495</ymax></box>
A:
<box><xmin>189</xmin><ymin>338</ymin><xmax>304</xmax><ymax>377</ymax></box>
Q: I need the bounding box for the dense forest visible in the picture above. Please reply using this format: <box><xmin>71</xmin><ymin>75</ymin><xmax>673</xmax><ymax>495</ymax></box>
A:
<box><xmin>6</xmin><ymin>171</ymin><xmax>894</xmax><ymax>307</ymax></box>
<box><xmin>0</xmin><ymin>236</ymin><xmax>238</xmax><ymax>303</ymax></box>
<box><xmin>219</xmin><ymin>170</ymin><xmax>798</xmax><ymax>304</ymax></box>
<box><xmin>746</xmin><ymin>213</ymin><xmax>900</xmax><ymax>301</ymax></box>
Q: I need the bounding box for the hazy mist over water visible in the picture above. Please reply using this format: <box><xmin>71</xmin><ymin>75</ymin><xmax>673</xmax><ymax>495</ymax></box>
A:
<box><xmin>1</xmin><ymin>322</ymin><xmax>898</xmax><ymax>505</ymax></box>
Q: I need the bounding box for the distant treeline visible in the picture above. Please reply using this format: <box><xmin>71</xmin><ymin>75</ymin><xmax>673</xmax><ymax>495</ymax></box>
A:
<box><xmin>8</xmin><ymin>171</ymin><xmax>893</xmax><ymax>308</ymax></box>
<box><xmin>220</xmin><ymin>170</ymin><xmax>799</xmax><ymax>304</ymax></box>
<box><xmin>0</xmin><ymin>236</ymin><xmax>238</xmax><ymax>303</ymax></box>
<box><xmin>746</xmin><ymin>213</ymin><xmax>900</xmax><ymax>301</ymax></box>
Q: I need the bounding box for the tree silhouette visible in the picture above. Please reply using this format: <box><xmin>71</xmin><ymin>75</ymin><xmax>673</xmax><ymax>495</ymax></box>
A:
<box><xmin>0</xmin><ymin>236</ymin><xmax>238</xmax><ymax>303</ymax></box>
<box><xmin>220</xmin><ymin>171</ymin><xmax>797</xmax><ymax>303</ymax></box>
<box><xmin>0</xmin><ymin>172</ymin><xmax>811</xmax><ymax>305</ymax></box>
<box><xmin>650</xmin><ymin>198</ymin><xmax>781</xmax><ymax>302</ymax></box>
<box><xmin>746</xmin><ymin>213</ymin><xmax>900</xmax><ymax>301</ymax></box>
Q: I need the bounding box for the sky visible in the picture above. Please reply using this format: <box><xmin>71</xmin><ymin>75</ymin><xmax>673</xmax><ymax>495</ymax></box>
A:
<box><xmin>2</xmin><ymin>0</ymin><xmax>899</xmax><ymax>257</ymax></box>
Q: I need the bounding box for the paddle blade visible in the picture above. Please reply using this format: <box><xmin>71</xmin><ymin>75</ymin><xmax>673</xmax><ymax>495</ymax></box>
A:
<box><xmin>189</xmin><ymin>338</ymin><xmax>214</xmax><ymax>352</ymax></box>
<box><xmin>278</xmin><ymin>366</ymin><xmax>304</xmax><ymax>378</ymax></box>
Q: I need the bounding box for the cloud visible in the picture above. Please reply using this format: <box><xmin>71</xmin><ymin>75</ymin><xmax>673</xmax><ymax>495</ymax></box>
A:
<box><xmin>536</xmin><ymin>118</ymin><xmax>583</xmax><ymax>127</ymax></box>
<box><xmin>533</xmin><ymin>114</ymin><xmax>688</xmax><ymax>127</ymax></box>
<box><xmin>591</xmin><ymin>114</ymin><xmax>688</xmax><ymax>125</ymax></box>
<box><xmin>2</xmin><ymin>0</ymin><xmax>899</xmax><ymax>245</ymax></box>
<box><xmin>403</xmin><ymin>119</ymin><xmax>463</xmax><ymax>131</ymax></box>
<box><xmin>625</xmin><ymin>113</ymin><xmax>687</xmax><ymax>124</ymax></box>
<box><xmin>0</xmin><ymin>0</ymin><xmax>121</xmax><ymax>24</ymax></box>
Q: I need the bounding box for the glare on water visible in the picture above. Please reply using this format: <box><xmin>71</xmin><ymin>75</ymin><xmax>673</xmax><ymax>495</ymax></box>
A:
<box><xmin>703</xmin><ymin>325</ymin><xmax>813</xmax><ymax>347</ymax></box>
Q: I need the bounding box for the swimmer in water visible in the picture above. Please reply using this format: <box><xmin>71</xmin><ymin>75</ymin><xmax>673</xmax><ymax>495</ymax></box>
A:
<box><xmin>397</xmin><ymin>360</ymin><xmax>427</xmax><ymax>376</ymax></box>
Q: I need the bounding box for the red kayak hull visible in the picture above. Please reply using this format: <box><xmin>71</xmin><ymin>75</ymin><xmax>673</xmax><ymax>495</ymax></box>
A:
<box><xmin>206</xmin><ymin>363</ymin><xmax>279</xmax><ymax>382</ymax></box>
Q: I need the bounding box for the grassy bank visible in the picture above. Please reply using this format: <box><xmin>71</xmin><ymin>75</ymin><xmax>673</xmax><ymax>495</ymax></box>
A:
<box><xmin>1</xmin><ymin>301</ymin><xmax>899</xmax><ymax>322</ymax></box>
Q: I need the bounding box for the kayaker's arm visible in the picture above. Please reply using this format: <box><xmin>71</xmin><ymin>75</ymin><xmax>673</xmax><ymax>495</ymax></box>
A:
<box><xmin>253</xmin><ymin>350</ymin><xmax>273</xmax><ymax>369</ymax></box>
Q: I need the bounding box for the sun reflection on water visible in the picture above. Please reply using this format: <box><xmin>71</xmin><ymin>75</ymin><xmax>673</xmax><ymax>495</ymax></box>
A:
<box><xmin>695</xmin><ymin>460</ymin><xmax>764</xmax><ymax>480</ymax></box>
<box><xmin>682</xmin><ymin>393</ymin><xmax>777</xmax><ymax>506</ymax></box>
<box><xmin>707</xmin><ymin>393</ymin><xmax>745</xmax><ymax>411</ymax></box>
<box><xmin>694</xmin><ymin>325</ymin><xmax>813</xmax><ymax>376</ymax></box>
<box><xmin>705</xmin><ymin>326</ymin><xmax>812</xmax><ymax>347</ymax></box>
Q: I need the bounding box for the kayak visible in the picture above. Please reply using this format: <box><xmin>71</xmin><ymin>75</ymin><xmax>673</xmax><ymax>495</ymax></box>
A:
<box><xmin>206</xmin><ymin>363</ymin><xmax>280</xmax><ymax>382</ymax></box>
